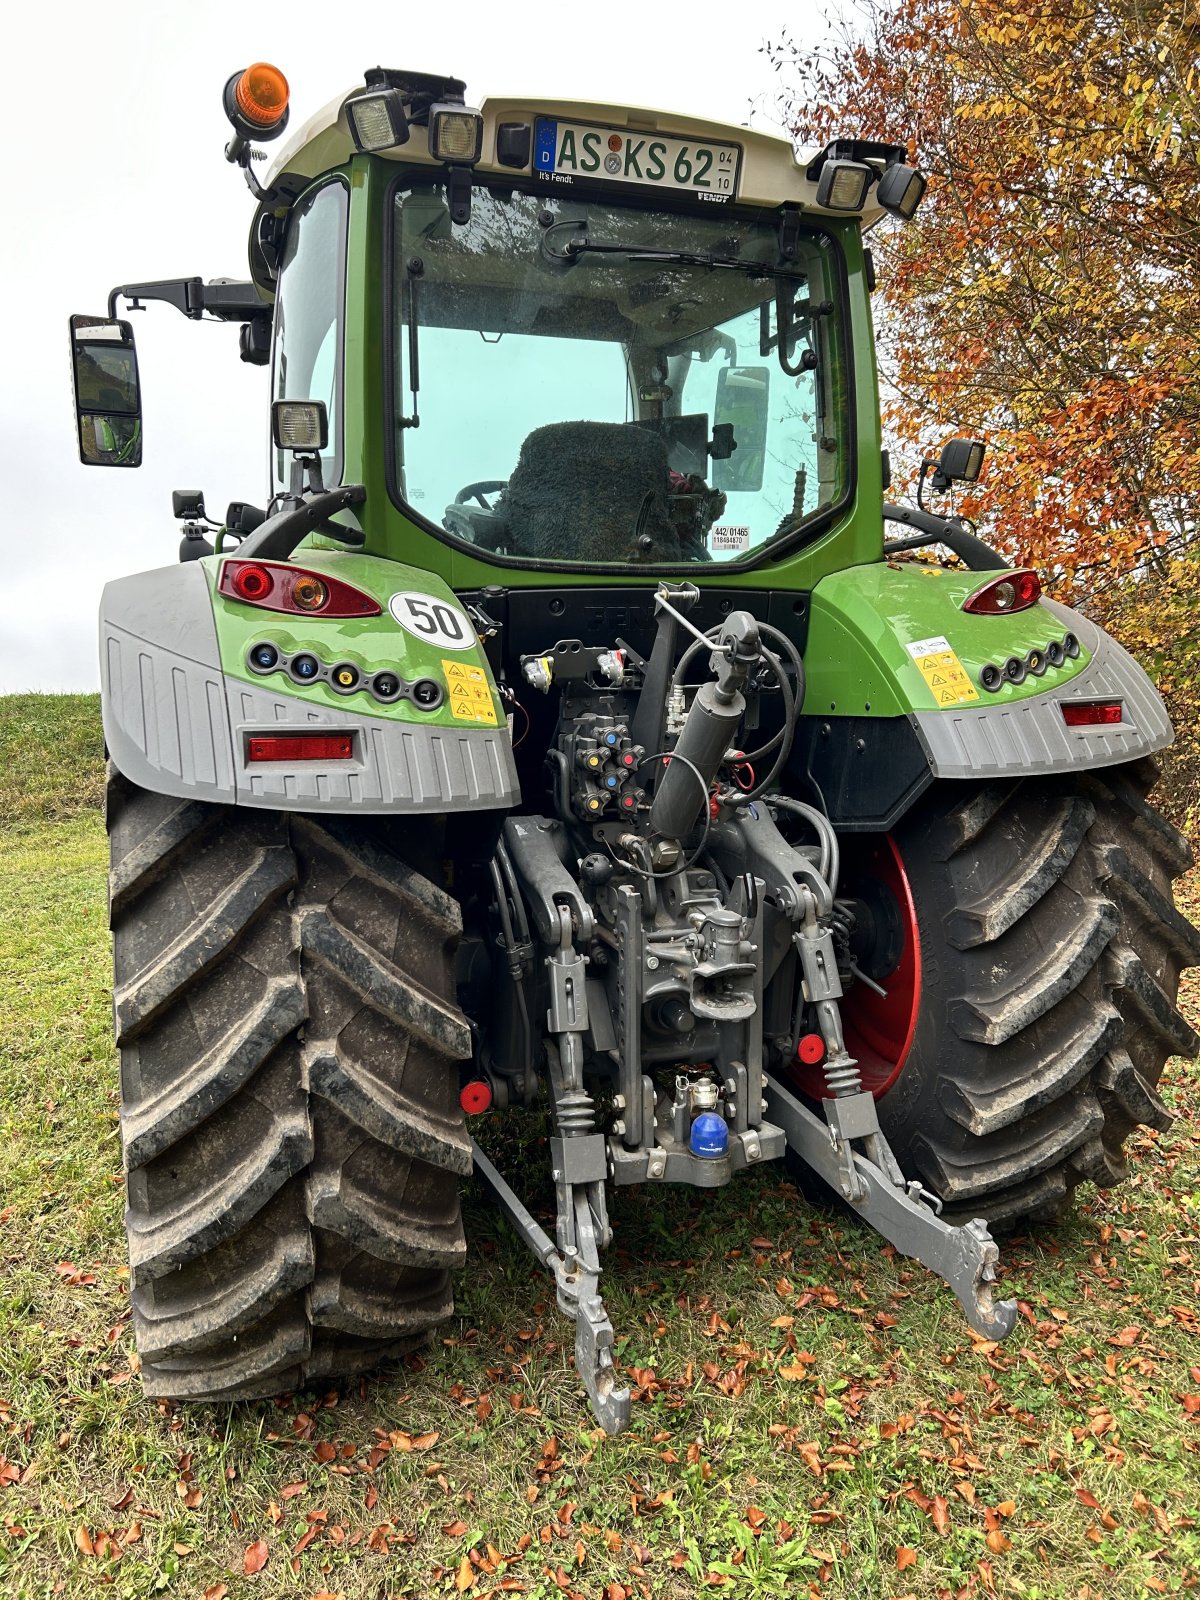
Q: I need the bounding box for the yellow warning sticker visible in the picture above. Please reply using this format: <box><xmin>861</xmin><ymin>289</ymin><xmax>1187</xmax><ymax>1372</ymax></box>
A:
<box><xmin>905</xmin><ymin>635</ymin><xmax>979</xmax><ymax>706</ymax></box>
<box><xmin>440</xmin><ymin>659</ymin><xmax>498</xmax><ymax>725</ymax></box>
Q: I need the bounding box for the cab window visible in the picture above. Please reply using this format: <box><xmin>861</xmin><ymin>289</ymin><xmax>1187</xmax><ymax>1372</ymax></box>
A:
<box><xmin>271</xmin><ymin>180</ymin><xmax>348</xmax><ymax>492</ymax></box>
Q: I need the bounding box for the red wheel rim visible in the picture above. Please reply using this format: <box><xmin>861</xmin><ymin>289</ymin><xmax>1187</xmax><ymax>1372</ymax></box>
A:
<box><xmin>790</xmin><ymin>832</ymin><xmax>922</xmax><ymax>1099</ymax></box>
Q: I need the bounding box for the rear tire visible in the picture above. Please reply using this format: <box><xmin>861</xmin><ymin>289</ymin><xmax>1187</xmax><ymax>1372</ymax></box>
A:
<box><xmin>854</xmin><ymin>761</ymin><xmax>1200</xmax><ymax>1229</ymax></box>
<box><xmin>108</xmin><ymin>771</ymin><xmax>473</xmax><ymax>1400</ymax></box>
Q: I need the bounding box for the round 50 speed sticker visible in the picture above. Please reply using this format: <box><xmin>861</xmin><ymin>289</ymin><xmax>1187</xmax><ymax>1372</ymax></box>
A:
<box><xmin>388</xmin><ymin>591</ymin><xmax>476</xmax><ymax>650</ymax></box>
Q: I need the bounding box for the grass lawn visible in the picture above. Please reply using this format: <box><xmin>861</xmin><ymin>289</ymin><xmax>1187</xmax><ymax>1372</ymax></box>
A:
<box><xmin>1</xmin><ymin>693</ymin><xmax>1197</xmax><ymax>1600</ymax></box>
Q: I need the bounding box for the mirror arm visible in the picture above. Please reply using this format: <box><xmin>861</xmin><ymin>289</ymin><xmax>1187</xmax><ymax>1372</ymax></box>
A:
<box><xmin>108</xmin><ymin>278</ymin><xmax>268</xmax><ymax>323</ymax></box>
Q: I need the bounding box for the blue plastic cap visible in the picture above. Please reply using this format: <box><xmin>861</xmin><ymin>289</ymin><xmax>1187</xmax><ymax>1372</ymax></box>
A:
<box><xmin>690</xmin><ymin>1110</ymin><xmax>729</xmax><ymax>1159</ymax></box>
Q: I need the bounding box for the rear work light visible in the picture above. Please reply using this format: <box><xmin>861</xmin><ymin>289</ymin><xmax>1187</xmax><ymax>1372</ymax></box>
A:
<box><xmin>246</xmin><ymin>733</ymin><xmax>354</xmax><ymax>762</ymax></box>
<box><xmin>346</xmin><ymin>88</ymin><xmax>410</xmax><ymax>152</ymax></box>
<box><xmin>962</xmin><ymin>569</ymin><xmax>1042</xmax><ymax>615</ymax></box>
<box><xmin>429</xmin><ymin>104</ymin><xmax>484</xmax><ymax>164</ymax></box>
<box><xmin>1061</xmin><ymin>700</ymin><xmax>1123</xmax><ymax>727</ymax></box>
<box><xmin>815</xmin><ymin>159</ymin><xmax>874</xmax><ymax>211</ymax></box>
<box><xmin>218</xmin><ymin>560</ymin><xmax>380</xmax><ymax>618</ymax></box>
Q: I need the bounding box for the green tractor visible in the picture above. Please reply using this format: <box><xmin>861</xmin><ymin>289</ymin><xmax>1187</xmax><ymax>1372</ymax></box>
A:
<box><xmin>70</xmin><ymin>62</ymin><xmax>1199</xmax><ymax>1431</ymax></box>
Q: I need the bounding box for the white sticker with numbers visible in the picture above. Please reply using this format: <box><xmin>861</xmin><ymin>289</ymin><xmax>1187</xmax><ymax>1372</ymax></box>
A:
<box><xmin>388</xmin><ymin>591</ymin><xmax>476</xmax><ymax>649</ymax></box>
<box><xmin>710</xmin><ymin>524</ymin><xmax>751</xmax><ymax>553</ymax></box>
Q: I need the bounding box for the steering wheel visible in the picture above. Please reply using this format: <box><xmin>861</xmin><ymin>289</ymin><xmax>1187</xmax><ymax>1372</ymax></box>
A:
<box><xmin>456</xmin><ymin>480</ymin><xmax>507</xmax><ymax>510</ymax></box>
<box><xmin>444</xmin><ymin>480</ymin><xmax>510</xmax><ymax>548</ymax></box>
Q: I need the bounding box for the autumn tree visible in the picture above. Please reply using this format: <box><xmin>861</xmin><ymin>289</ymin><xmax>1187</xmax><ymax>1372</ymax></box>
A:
<box><xmin>771</xmin><ymin>0</ymin><xmax>1200</xmax><ymax>586</ymax></box>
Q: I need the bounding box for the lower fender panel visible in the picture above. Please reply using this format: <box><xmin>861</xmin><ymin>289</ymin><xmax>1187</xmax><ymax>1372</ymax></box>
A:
<box><xmin>100</xmin><ymin>563</ymin><xmax>520</xmax><ymax>813</ymax></box>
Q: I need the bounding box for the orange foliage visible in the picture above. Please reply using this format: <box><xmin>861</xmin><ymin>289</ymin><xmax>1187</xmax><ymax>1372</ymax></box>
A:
<box><xmin>1094</xmin><ymin>550</ymin><xmax>1200</xmax><ymax>830</ymax></box>
<box><xmin>771</xmin><ymin>0</ymin><xmax>1199</xmax><ymax>587</ymax></box>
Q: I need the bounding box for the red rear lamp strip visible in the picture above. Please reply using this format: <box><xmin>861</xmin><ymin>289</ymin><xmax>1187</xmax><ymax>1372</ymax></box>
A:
<box><xmin>219</xmin><ymin>559</ymin><xmax>380</xmax><ymax>618</ymax></box>
<box><xmin>1061</xmin><ymin>701</ymin><xmax>1123</xmax><ymax>727</ymax></box>
<box><xmin>962</xmin><ymin>569</ymin><xmax>1042</xmax><ymax>614</ymax></box>
<box><xmin>246</xmin><ymin>733</ymin><xmax>354</xmax><ymax>762</ymax></box>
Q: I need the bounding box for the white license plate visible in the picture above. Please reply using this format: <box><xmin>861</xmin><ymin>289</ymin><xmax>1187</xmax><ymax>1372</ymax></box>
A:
<box><xmin>533</xmin><ymin>117</ymin><xmax>739</xmax><ymax>202</ymax></box>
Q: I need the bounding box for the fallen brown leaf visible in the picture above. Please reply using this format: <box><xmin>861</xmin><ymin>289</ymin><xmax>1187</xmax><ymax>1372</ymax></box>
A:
<box><xmin>243</xmin><ymin>1539</ymin><xmax>269</xmax><ymax>1574</ymax></box>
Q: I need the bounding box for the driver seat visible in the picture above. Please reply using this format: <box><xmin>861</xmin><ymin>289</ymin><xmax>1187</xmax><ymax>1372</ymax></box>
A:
<box><xmin>500</xmin><ymin>422</ymin><xmax>681</xmax><ymax>564</ymax></box>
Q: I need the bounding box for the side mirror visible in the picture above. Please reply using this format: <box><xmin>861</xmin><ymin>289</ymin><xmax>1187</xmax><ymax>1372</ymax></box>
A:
<box><xmin>930</xmin><ymin>437</ymin><xmax>985</xmax><ymax>490</ymax></box>
<box><xmin>711</xmin><ymin>366</ymin><xmax>770</xmax><ymax>493</ymax></box>
<box><xmin>69</xmin><ymin>315</ymin><xmax>143</xmax><ymax>468</ymax></box>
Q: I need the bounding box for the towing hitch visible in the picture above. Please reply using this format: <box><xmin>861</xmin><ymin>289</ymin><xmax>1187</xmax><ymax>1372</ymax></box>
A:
<box><xmin>474</xmin><ymin>1072</ymin><xmax>1016</xmax><ymax>1437</ymax></box>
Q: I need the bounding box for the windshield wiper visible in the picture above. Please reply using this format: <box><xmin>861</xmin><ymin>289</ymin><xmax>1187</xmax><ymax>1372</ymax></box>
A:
<box><xmin>576</xmin><ymin>242</ymin><xmax>805</xmax><ymax>279</ymax></box>
<box><xmin>541</xmin><ymin>220</ymin><xmax>805</xmax><ymax>279</ymax></box>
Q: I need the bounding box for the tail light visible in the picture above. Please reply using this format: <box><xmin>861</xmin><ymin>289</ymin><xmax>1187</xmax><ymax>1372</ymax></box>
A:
<box><xmin>219</xmin><ymin>560</ymin><xmax>380</xmax><ymax>618</ymax></box>
<box><xmin>1061</xmin><ymin>700</ymin><xmax>1122</xmax><ymax>727</ymax></box>
<box><xmin>962</xmin><ymin>569</ymin><xmax>1042</xmax><ymax>615</ymax></box>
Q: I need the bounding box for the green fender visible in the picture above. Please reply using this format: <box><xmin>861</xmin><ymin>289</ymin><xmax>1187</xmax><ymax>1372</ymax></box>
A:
<box><xmin>796</xmin><ymin>562</ymin><xmax>1172</xmax><ymax>829</ymax></box>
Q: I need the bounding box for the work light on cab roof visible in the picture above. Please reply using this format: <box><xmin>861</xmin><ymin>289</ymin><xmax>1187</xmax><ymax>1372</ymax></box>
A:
<box><xmin>344</xmin><ymin>67</ymin><xmax>484</xmax><ymax>165</ymax></box>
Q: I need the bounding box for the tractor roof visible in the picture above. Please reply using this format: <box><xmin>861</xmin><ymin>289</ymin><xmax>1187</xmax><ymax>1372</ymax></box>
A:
<box><xmin>263</xmin><ymin>83</ymin><xmax>896</xmax><ymax>228</ymax></box>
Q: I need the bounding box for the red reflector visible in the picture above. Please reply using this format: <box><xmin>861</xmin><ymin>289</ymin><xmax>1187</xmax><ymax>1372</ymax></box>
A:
<box><xmin>797</xmin><ymin>1032</ymin><xmax>826</xmax><ymax>1065</ymax></box>
<box><xmin>962</xmin><ymin>568</ymin><xmax>1042</xmax><ymax>615</ymax></box>
<box><xmin>246</xmin><ymin>733</ymin><xmax>354</xmax><ymax>762</ymax></box>
<box><xmin>1061</xmin><ymin>701</ymin><xmax>1123</xmax><ymax>727</ymax></box>
<box><xmin>459</xmin><ymin>1080</ymin><xmax>493</xmax><ymax>1115</ymax></box>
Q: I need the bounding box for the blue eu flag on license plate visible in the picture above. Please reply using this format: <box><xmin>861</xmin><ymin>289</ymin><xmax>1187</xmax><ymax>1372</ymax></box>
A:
<box><xmin>534</xmin><ymin>119</ymin><xmax>557</xmax><ymax>172</ymax></box>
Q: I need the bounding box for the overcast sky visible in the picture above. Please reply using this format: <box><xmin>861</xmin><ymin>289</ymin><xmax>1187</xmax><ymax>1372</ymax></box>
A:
<box><xmin>4</xmin><ymin>0</ymin><xmax>822</xmax><ymax>693</ymax></box>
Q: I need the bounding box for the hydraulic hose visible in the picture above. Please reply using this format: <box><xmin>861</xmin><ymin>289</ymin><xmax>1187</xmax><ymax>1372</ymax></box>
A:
<box><xmin>737</xmin><ymin>647</ymin><xmax>795</xmax><ymax>799</ymax></box>
<box><xmin>771</xmin><ymin>794</ymin><xmax>840</xmax><ymax>893</ymax></box>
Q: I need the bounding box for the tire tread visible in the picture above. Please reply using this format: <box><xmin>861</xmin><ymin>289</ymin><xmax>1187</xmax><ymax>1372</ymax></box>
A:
<box><xmin>110</xmin><ymin>777</ymin><xmax>470</xmax><ymax>1400</ymax></box>
<box><xmin>880</xmin><ymin>768</ymin><xmax>1198</xmax><ymax>1227</ymax></box>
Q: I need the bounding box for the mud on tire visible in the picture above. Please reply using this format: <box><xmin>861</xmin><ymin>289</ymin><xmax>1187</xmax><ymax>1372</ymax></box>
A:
<box><xmin>876</xmin><ymin>759</ymin><xmax>1200</xmax><ymax>1230</ymax></box>
<box><xmin>108</xmin><ymin>770</ymin><xmax>472</xmax><ymax>1400</ymax></box>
